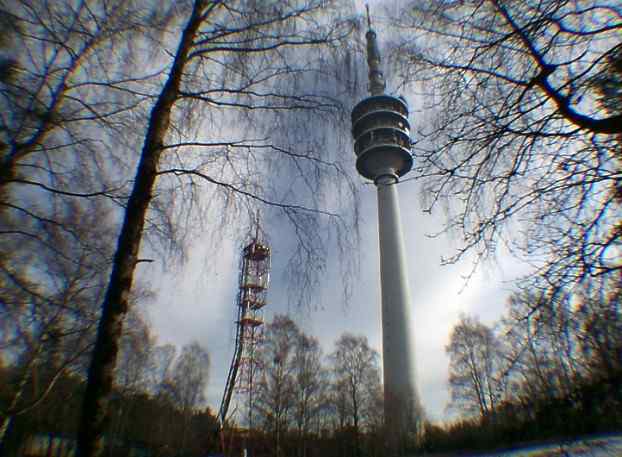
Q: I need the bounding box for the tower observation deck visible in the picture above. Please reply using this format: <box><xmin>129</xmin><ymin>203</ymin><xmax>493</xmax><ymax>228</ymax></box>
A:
<box><xmin>351</xmin><ymin>8</ymin><xmax>423</xmax><ymax>453</ymax></box>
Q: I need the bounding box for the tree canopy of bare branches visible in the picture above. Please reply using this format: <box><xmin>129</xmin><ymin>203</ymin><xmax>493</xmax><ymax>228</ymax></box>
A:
<box><xmin>330</xmin><ymin>333</ymin><xmax>381</xmax><ymax>456</ymax></box>
<box><xmin>443</xmin><ymin>278</ymin><xmax>621</xmax><ymax>448</ymax></box>
<box><xmin>446</xmin><ymin>315</ymin><xmax>502</xmax><ymax>420</ymax></box>
<box><xmin>393</xmin><ymin>0</ymin><xmax>621</xmax><ymax>290</ymax></box>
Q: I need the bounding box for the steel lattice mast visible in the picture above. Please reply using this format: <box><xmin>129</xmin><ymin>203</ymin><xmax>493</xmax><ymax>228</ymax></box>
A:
<box><xmin>351</xmin><ymin>7</ymin><xmax>423</xmax><ymax>452</ymax></box>
<box><xmin>218</xmin><ymin>229</ymin><xmax>270</xmax><ymax>447</ymax></box>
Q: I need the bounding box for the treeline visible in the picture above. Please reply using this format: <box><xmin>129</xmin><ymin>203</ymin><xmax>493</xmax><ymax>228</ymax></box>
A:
<box><xmin>421</xmin><ymin>279</ymin><xmax>622</xmax><ymax>454</ymax></box>
<box><xmin>3</xmin><ymin>281</ymin><xmax>620</xmax><ymax>457</ymax></box>
<box><xmin>0</xmin><ymin>367</ymin><xmax>218</xmax><ymax>457</ymax></box>
<box><xmin>1</xmin><ymin>310</ymin><xmax>389</xmax><ymax>457</ymax></box>
<box><xmin>0</xmin><ymin>306</ymin><xmax>216</xmax><ymax>457</ymax></box>
<box><xmin>233</xmin><ymin>315</ymin><xmax>386</xmax><ymax>457</ymax></box>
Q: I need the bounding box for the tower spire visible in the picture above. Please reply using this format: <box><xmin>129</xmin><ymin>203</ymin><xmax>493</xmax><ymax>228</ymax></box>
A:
<box><xmin>365</xmin><ymin>5</ymin><xmax>386</xmax><ymax>96</ymax></box>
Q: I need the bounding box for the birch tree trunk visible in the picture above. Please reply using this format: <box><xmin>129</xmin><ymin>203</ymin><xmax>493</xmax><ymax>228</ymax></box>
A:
<box><xmin>75</xmin><ymin>2</ymin><xmax>208</xmax><ymax>456</ymax></box>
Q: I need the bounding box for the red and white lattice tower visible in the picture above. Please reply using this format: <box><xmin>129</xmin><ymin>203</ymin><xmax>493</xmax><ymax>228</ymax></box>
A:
<box><xmin>218</xmin><ymin>234</ymin><xmax>270</xmax><ymax>429</ymax></box>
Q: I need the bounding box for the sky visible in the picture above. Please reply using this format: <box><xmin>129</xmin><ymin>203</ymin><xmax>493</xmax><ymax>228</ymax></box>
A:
<box><xmin>141</xmin><ymin>179</ymin><xmax>531</xmax><ymax>423</ymax></box>
<box><xmin>138</xmin><ymin>0</ymin><xmax>535</xmax><ymax>424</ymax></box>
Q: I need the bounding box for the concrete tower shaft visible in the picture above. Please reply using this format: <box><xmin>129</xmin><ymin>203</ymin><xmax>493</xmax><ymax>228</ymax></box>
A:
<box><xmin>377</xmin><ymin>175</ymin><xmax>422</xmax><ymax>444</ymax></box>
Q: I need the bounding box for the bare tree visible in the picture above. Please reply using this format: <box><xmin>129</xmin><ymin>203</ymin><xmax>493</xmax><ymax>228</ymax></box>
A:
<box><xmin>254</xmin><ymin>315</ymin><xmax>299</xmax><ymax>457</ymax></box>
<box><xmin>361</xmin><ymin>371</ymin><xmax>384</xmax><ymax>434</ymax></box>
<box><xmin>2</xmin><ymin>1</ymin><xmax>360</xmax><ymax>454</ymax></box>
<box><xmin>167</xmin><ymin>342</ymin><xmax>210</xmax><ymax>415</ymax></box>
<box><xmin>330</xmin><ymin>333</ymin><xmax>381</xmax><ymax>457</ymax></box>
<box><xmin>115</xmin><ymin>311</ymin><xmax>156</xmax><ymax>397</ymax></box>
<box><xmin>577</xmin><ymin>281</ymin><xmax>622</xmax><ymax>382</ymax></box>
<box><xmin>505</xmin><ymin>290</ymin><xmax>586</xmax><ymax>406</ymax></box>
<box><xmin>149</xmin><ymin>344</ymin><xmax>177</xmax><ymax>396</ymax></box>
<box><xmin>330</xmin><ymin>376</ymin><xmax>351</xmax><ymax>430</ymax></box>
<box><xmin>487</xmin><ymin>280</ymin><xmax>622</xmax><ymax>435</ymax></box>
<box><xmin>446</xmin><ymin>315</ymin><xmax>502</xmax><ymax>420</ymax></box>
<box><xmin>0</xmin><ymin>0</ymin><xmax>170</xmax><ymax>190</ymax></box>
<box><xmin>0</xmin><ymin>2</ymin><xmax>168</xmax><ymax>451</ymax></box>
<box><xmin>107</xmin><ymin>309</ymin><xmax>157</xmax><ymax>452</ymax></box>
<box><xmin>162</xmin><ymin>342</ymin><xmax>210</xmax><ymax>450</ymax></box>
<box><xmin>392</xmin><ymin>0</ymin><xmax>621</xmax><ymax>290</ymax></box>
<box><xmin>292</xmin><ymin>333</ymin><xmax>327</xmax><ymax>457</ymax></box>
<box><xmin>0</xmin><ymin>200</ymin><xmax>115</xmax><ymax>447</ymax></box>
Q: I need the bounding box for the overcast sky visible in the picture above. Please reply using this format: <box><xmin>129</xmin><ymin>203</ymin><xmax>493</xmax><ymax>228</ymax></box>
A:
<box><xmin>141</xmin><ymin>180</ymin><xmax>531</xmax><ymax>423</ymax></box>
<box><xmin>138</xmin><ymin>0</ymin><xmax>534</xmax><ymax>424</ymax></box>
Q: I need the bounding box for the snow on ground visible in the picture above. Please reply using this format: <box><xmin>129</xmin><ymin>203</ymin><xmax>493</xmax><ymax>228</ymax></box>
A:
<box><xmin>473</xmin><ymin>434</ymin><xmax>622</xmax><ymax>456</ymax></box>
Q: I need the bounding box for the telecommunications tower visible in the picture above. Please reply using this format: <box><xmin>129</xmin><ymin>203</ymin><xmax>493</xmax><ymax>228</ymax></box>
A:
<box><xmin>351</xmin><ymin>8</ymin><xmax>423</xmax><ymax>449</ymax></box>
<box><xmin>218</xmin><ymin>228</ymin><xmax>270</xmax><ymax>436</ymax></box>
